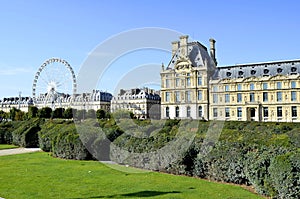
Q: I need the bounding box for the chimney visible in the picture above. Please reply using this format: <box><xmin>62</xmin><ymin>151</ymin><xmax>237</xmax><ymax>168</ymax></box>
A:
<box><xmin>171</xmin><ymin>41</ymin><xmax>180</xmax><ymax>56</ymax></box>
<box><xmin>180</xmin><ymin>35</ymin><xmax>189</xmax><ymax>57</ymax></box>
<box><xmin>209</xmin><ymin>38</ymin><xmax>217</xmax><ymax>66</ymax></box>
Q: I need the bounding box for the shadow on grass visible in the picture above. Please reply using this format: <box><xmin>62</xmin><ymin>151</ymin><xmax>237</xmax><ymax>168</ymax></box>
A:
<box><xmin>71</xmin><ymin>190</ymin><xmax>181</xmax><ymax>198</ymax></box>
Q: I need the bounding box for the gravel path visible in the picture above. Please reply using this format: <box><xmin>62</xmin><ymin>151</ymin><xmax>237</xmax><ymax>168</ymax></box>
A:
<box><xmin>0</xmin><ymin>148</ymin><xmax>41</xmax><ymax>156</ymax></box>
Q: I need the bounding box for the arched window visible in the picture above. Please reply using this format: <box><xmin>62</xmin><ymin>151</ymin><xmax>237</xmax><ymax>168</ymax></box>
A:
<box><xmin>166</xmin><ymin>107</ymin><xmax>169</xmax><ymax>118</ymax></box>
<box><xmin>175</xmin><ymin>106</ymin><xmax>179</xmax><ymax>118</ymax></box>
<box><xmin>198</xmin><ymin>106</ymin><xmax>202</xmax><ymax>117</ymax></box>
<box><xmin>187</xmin><ymin>106</ymin><xmax>191</xmax><ymax>117</ymax></box>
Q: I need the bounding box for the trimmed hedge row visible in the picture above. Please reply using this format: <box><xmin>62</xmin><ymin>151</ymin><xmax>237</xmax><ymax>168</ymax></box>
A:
<box><xmin>12</xmin><ymin>118</ymin><xmax>44</xmax><ymax>147</ymax></box>
<box><xmin>4</xmin><ymin>118</ymin><xmax>300</xmax><ymax>198</ymax></box>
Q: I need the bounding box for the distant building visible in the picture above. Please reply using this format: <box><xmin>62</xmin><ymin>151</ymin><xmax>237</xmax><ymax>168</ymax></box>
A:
<box><xmin>111</xmin><ymin>87</ymin><xmax>161</xmax><ymax>119</ymax></box>
<box><xmin>0</xmin><ymin>90</ymin><xmax>112</xmax><ymax>112</ymax></box>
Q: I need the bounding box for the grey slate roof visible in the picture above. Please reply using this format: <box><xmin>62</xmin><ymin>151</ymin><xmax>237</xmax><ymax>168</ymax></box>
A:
<box><xmin>167</xmin><ymin>42</ymin><xmax>214</xmax><ymax>70</ymax></box>
<box><xmin>216</xmin><ymin>60</ymin><xmax>300</xmax><ymax>80</ymax></box>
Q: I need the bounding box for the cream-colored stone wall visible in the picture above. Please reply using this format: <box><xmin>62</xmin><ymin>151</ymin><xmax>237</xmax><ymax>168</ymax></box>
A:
<box><xmin>209</xmin><ymin>75</ymin><xmax>300</xmax><ymax>122</ymax></box>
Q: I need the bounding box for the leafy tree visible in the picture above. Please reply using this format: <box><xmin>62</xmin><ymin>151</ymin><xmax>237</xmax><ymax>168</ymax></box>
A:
<box><xmin>63</xmin><ymin>108</ymin><xmax>76</xmax><ymax>119</ymax></box>
<box><xmin>14</xmin><ymin>111</ymin><xmax>25</xmax><ymax>121</ymax></box>
<box><xmin>38</xmin><ymin>107</ymin><xmax>52</xmax><ymax>118</ymax></box>
<box><xmin>113</xmin><ymin>110</ymin><xmax>134</xmax><ymax>120</ymax></box>
<box><xmin>0</xmin><ymin>110</ymin><xmax>7</xmax><ymax>121</ymax></box>
<box><xmin>75</xmin><ymin>109</ymin><xmax>87</xmax><ymax>121</ymax></box>
<box><xmin>86</xmin><ymin>109</ymin><xmax>96</xmax><ymax>119</ymax></box>
<box><xmin>52</xmin><ymin>108</ymin><xmax>65</xmax><ymax>119</ymax></box>
<box><xmin>96</xmin><ymin>109</ymin><xmax>106</xmax><ymax>119</ymax></box>
<box><xmin>28</xmin><ymin>106</ymin><xmax>38</xmax><ymax>118</ymax></box>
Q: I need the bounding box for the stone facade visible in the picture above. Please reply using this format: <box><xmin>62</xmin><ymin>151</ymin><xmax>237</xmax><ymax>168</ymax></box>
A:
<box><xmin>1</xmin><ymin>90</ymin><xmax>112</xmax><ymax>113</ymax></box>
<box><xmin>161</xmin><ymin>35</ymin><xmax>300</xmax><ymax>122</ymax></box>
<box><xmin>160</xmin><ymin>35</ymin><xmax>217</xmax><ymax>120</ymax></box>
<box><xmin>111</xmin><ymin>87</ymin><xmax>161</xmax><ymax>119</ymax></box>
<box><xmin>210</xmin><ymin>60</ymin><xmax>300</xmax><ymax>122</ymax></box>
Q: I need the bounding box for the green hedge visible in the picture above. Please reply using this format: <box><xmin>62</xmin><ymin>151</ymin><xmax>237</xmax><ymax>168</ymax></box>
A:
<box><xmin>0</xmin><ymin>122</ymin><xmax>15</xmax><ymax>144</ymax></box>
<box><xmin>11</xmin><ymin>118</ymin><xmax>44</xmax><ymax>147</ymax></box>
<box><xmin>4</xmin><ymin>118</ymin><xmax>300</xmax><ymax>198</ymax></box>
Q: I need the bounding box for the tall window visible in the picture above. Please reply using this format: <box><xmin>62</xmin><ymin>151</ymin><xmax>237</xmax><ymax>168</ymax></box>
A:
<box><xmin>292</xmin><ymin>106</ymin><xmax>297</xmax><ymax>117</ymax></box>
<box><xmin>250</xmin><ymin>83</ymin><xmax>255</xmax><ymax>90</ymax></box>
<box><xmin>277</xmin><ymin>107</ymin><xmax>282</xmax><ymax>117</ymax></box>
<box><xmin>175</xmin><ymin>106</ymin><xmax>179</xmax><ymax>117</ymax></box>
<box><xmin>175</xmin><ymin>91</ymin><xmax>180</xmax><ymax>102</ymax></box>
<box><xmin>166</xmin><ymin>107</ymin><xmax>169</xmax><ymax>118</ymax></box>
<box><xmin>237</xmin><ymin>107</ymin><xmax>242</xmax><ymax>118</ymax></box>
<box><xmin>237</xmin><ymin>84</ymin><xmax>242</xmax><ymax>91</ymax></box>
<box><xmin>198</xmin><ymin>106</ymin><xmax>202</xmax><ymax>117</ymax></box>
<box><xmin>213</xmin><ymin>108</ymin><xmax>218</xmax><ymax>117</ymax></box>
<box><xmin>225</xmin><ymin>107</ymin><xmax>230</xmax><ymax>117</ymax></box>
<box><xmin>291</xmin><ymin>81</ymin><xmax>296</xmax><ymax>89</ymax></box>
<box><xmin>277</xmin><ymin>82</ymin><xmax>282</xmax><ymax>89</ymax></box>
<box><xmin>186</xmin><ymin>73</ymin><xmax>191</xmax><ymax>86</ymax></box>
<box><xmin>225</xmin><ymin>94</ymin><xmax>230</xmax><ymax>103</ymax></box>
<box><xmin>263</xmin><ymin>107</ymin><xmax>269</xmax><ymax>117</ymax></box>
<box><xmin>198</xmin><ymin>76</ymin><xmax>202</xmax><ymax>86</ymax></box>
<box><xmin>263</xmin><ymin>92</ymin><xmax>268</xmax><ymax>102</ymax></box>
<box><xmin>165</xmin><ymin>79</ymin><xmax>170</xmax><ymax>88</ymax></box>
<box><xmin>250</xmin><ymin>93</ymin><xmax>255</xmax><ymax>102</ymax></box>
<box><xmin>187</xmin><ymin>106</ymin><xmax>191</xmax><ymax>117</ymax></box>
<box><xmin>291</xmin><ymin>91</ymin><xmax>297</xmax><ymax>101</ymax></box>
<box><xmin>277</xmin><ymin>92</ymin><xmax>282</xmax><ymax>102</ymax></box>
<box><xmin>198</xmin><ymin>90</ymin><xmax>203</xmax><ymax>101</ymax></box>
<box><xmin>263</xmin><ymin>83</ymin><xmax>268</xmax><ymax>90</ymax></box>
<box><xmin>213</xmin><ymin>94</ymin><xmax>218</xmax><ymax>103</ymax></box>
<box><xmin>237</xmin><ymin>93</ymin><xmax>242</xmax><ymax>102</ymax></box>
<box><xmin>176</xmin><ymin>78</ymin><xmax>180</xmax><ymax>87</ymax></box>
<box><xmin>165</xmin><ymin>92</ymin><xmax>170</xmax><ymax>102</ymax></box>
<box><xmin>186</xmin><ymin>91</ymin><xmax>191</xmax><ymax>102</ymax></box>
<box><xmin>225</xmin><ymin>85</ymin><xmax>229</xmax><ymax>91</ymax></box>
<box><xmin>213</xmin><ymin>86</ymin><xmax>218</xmax><ymax>92</ymax></box>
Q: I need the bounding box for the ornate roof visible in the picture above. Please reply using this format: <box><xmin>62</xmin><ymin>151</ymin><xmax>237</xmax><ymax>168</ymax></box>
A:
<box><xmin>217</xmin><ymin>60</ymin><xmax>300</xmax><ymax>80</ymax></box>
<box><xmin>166</xmin><ymin>42</ymin><xmax>215</xmax><ymax>71</ymax></box>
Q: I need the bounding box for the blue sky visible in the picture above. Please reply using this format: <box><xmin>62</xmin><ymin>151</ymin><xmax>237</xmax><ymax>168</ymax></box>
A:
<box><xmin>1</xmin><ymin>0</ymin><xmax>300</xmax><ymax>98</ymax></box>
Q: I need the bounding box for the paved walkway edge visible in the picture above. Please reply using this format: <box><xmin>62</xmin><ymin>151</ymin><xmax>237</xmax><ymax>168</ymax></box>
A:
<box><xmin>0</xmin><ymin>148</ymin><xmax>42</xmax><ymax>156</ymax></box>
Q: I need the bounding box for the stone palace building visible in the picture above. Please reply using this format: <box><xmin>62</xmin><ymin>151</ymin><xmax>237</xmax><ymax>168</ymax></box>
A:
<box><xmin>161</xmin><ymin>35</ymin><xmax>300</xmax><ymax>122</ymax></box>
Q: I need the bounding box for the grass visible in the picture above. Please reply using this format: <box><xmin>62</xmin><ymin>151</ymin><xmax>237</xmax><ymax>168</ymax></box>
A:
<box><xmin>0</xmin><ymin>144</ymin><xmax>18</xmax><ymax>150</ymax></box>
<box><xmin>0</xmin><ymin>152</ymin><xmax>264</xmax><ymax>199</ymax></box>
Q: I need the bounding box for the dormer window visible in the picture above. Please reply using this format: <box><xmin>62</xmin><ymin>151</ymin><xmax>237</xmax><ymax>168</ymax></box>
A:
<box><xmin>277</xmin><ymin>68</ymin><xmax>283</xmax><ymax>73</ymax></box>
<box><xmin>238</xmin><ymin>71</ymin><xmax>244</xmax><ymax>77</ymax></box>
<box><xmin>251</xmin><ymin>70</ymin><xmax>256</xmax><ymax>75</ymax></box>
<box><xmin>291</xmin><ymin>67</ymin><xmax>297</xmax><ymax>73</ymax></box>
<box><xmin>226</xmin><ymin>72</ymin><xmax>232</xmax><ymax>77</ymax></box>
<box><xmin>264</xmin><ymin>69</ymin><xmax>269</xmax><ymax>74</ymax></box>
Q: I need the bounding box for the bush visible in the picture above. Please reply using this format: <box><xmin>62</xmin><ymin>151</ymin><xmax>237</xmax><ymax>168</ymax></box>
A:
<box><xmin>269</xmin><ymin>152</ymin><xmax>300</xmax><ymax>199</ymax></box>
<box><xmin>52</xmin><ymin>108</ymin><xmax>65</xmax><ymax>119</ymax></box>
<box><xmin>28</xmin><ymin>106</ymin><xmax>38</xmax><ymax>118</ymax></box>
<box><xmin>50</xmin><ymin>121</ymin><xmax>92</xmax><ymax>160</ymax></box>
<box><xmin>63</xmin><ymin>108</ymin><xmax>76</xmax><ymax>119</ymax></box>
<box><xmin>12</xmin><ymin>118</ymin><xmax>44</xmax><ymax>147</ymax></box>
<box><xmin>38</xmin><ymin>107</ymin><xmax>52</xmax><ymax>118</ymax></box>
<box><xmin>244</xmin><ymin>146</ymin><xmax>289</xmax><ymax>196</ymax></box>
<box><xmin>0</xmin><ymin>122</ymin><xmax>14</xmax><ymax>144</ymax></box>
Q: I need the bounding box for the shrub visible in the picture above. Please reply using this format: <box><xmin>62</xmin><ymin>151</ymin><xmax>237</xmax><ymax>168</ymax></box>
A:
<box><xmin>269</xmin><ymin>152</ymin><xmax>300</xmax><ymax>199</ymax></box>
<box><xmin>38</xmin><ymin>107</ymin><xmax>52</xmax><ymax>118</ymax></box>
<box><xmin>12</xmin><ymin>119</ymin><xmax>43</xmax><ymax>147</ymax></box>
<box><xmin>52</xmin><ymin>108</ymin><xmax>65</xmax><ymax>119</ymax></box>
<box><xmin>0</xmin><ymin>122</ymin><xmax>14</xmax><ymax>144</ymax></box>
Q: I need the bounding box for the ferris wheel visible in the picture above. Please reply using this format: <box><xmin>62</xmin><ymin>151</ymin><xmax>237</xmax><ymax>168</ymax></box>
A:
<box><xmin>32</xmin><ymin>58</ymin><xmax>77</xmax><ymax>108</ymax></box>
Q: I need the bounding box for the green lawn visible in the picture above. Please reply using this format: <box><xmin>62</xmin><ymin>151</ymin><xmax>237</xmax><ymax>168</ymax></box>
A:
<box><xmin>0</xmin><ymin>144</ymin><xmax>18</xmax><ymax>150</ymax></box>
<box><xmin>0</xmin><ymin>152</ymin><xmax>264</xmax><ymax>199</ymax></box>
